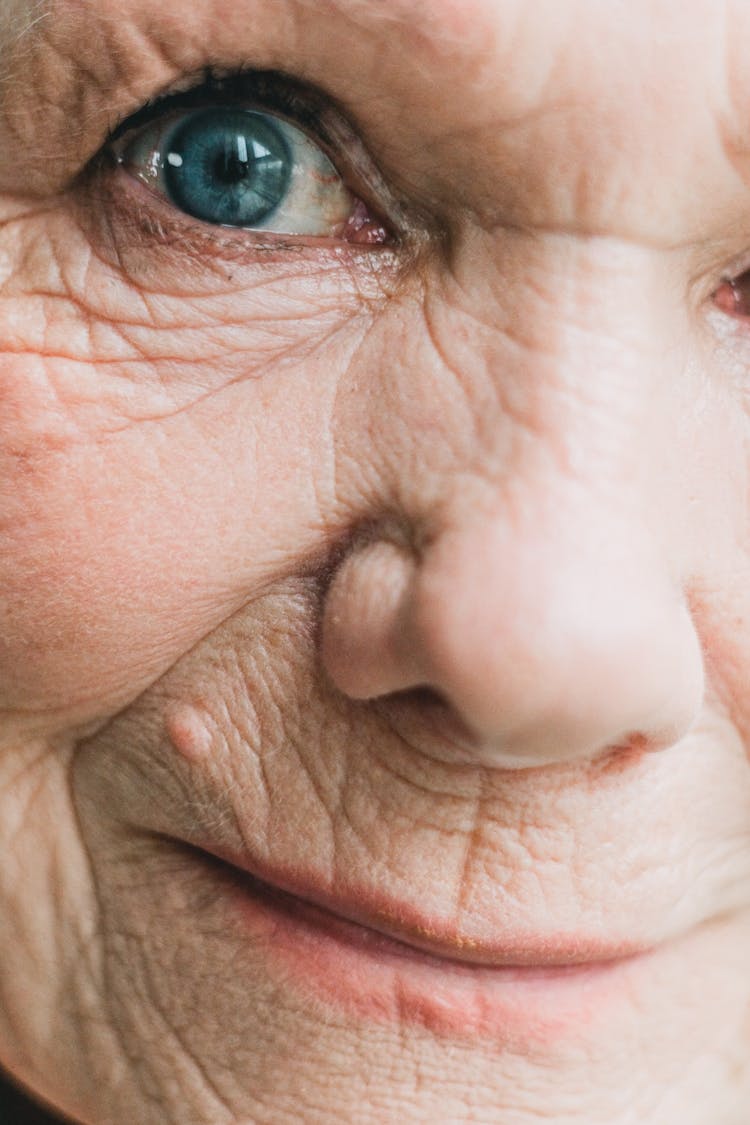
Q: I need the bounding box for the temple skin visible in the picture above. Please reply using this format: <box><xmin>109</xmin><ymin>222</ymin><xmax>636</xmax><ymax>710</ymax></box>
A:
<box><xmin>0</xmin><ymin>0</ymin><xmax>749</xmax><ymax>1121</ymax></box>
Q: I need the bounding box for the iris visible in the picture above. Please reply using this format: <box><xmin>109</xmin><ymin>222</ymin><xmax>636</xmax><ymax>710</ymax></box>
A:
<box><xmin>163</xmin><ymin>109</ymin><xmax>292</xmax><ymax>227</ymax></box>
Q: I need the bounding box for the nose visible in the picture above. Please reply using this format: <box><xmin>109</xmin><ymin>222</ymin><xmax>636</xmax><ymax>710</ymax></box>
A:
<box><xmin>321</xmin><ymin>480</ymin><xmax>705</xmax><ymax>771</ymax></box>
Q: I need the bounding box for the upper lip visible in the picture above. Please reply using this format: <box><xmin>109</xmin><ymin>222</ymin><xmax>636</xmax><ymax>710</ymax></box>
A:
<box><xmin>200</xmin><ymin>843</ymin><xmax>653</xmax><ymax>969</ymax></box>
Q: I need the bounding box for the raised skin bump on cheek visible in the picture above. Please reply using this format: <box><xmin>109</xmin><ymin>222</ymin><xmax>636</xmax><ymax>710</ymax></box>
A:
<box><xmin>165</xmin><ymin>704</ymin><xmax>213</xmax><ymax>763</ymax></box>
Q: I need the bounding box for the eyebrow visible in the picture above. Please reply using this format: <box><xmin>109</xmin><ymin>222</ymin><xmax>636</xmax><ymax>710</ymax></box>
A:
<box><xmin>0</xmin><ymin>0</ymin><xmax>48</xmax><ymax>52</ymax></box>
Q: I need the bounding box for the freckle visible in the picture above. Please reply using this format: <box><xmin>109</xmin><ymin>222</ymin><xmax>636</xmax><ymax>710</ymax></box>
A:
<box><xmin>165</xmin><ymin>704</ymin><xmax>212</xmax><ymax>762</ymax></box>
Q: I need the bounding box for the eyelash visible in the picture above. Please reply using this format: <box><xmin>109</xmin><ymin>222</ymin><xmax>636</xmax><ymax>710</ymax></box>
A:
<box><xmin>108</xmin><ymin>70</ymin><xmax>322</xmax><ymax>147</ymax></box>
<box><xmin>99</xmin><ymin>68</ymin><xmax>394</xmax><ymax>248</ymax></box>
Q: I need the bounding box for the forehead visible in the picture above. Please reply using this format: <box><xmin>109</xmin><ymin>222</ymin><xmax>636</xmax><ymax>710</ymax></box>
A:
<box><xmin>2</xmin><ymin>0</ymin><xmax>750</xmax><ymax>241</ymax></box>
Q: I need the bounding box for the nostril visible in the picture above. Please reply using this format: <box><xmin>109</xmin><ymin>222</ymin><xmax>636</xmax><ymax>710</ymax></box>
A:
<box><xmin>373</xmin><ymin>690</ymin><xmax>685</xmax><ymax>773</ymax></box>
<box><xmin>398</xmin><ymin>685</ymin><xmax>449</xmax><ymax>711</ymax></box>
<box><xmin>372</xmin><ymin>684</ymin><xmax>493</xmax><ymax>766</ymax></box>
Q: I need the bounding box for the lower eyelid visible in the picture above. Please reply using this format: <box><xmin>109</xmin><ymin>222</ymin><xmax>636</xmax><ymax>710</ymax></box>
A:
<box><xmin>87</xmin><ymin>156</ymin><xmax>390</xmax><ymax>271</ymax></box>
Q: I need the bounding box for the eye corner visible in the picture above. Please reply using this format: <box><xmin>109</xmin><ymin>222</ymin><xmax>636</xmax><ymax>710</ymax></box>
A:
<box><xmin>713</xmin><ymin>276</ymin><xmax>743</xmax><ymax>317</ymax></box>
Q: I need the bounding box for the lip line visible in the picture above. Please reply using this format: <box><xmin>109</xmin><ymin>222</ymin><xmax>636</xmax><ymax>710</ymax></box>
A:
<box><xmin>195</xmin><ymin>842</ymin><xmax>655</xmax><ymax>970</ymax></box>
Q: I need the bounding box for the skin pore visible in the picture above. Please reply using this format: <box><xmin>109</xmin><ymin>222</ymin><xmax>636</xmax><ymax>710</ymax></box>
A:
<box><xmin>1</xmin><ymin>0</ymin><xmax>750</xmax><ymax>1121</ymax></box>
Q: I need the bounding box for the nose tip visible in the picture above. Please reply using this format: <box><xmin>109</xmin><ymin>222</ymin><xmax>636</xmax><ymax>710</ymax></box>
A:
<box><xmin>407</xmin><ymin>546</ymin><xmax>704</xmax><ymax>766</ymax></box>
<box><xmin>320</xmin><ymin>518</ymin><xmax>705</xmax><ymax>770</ymax></box>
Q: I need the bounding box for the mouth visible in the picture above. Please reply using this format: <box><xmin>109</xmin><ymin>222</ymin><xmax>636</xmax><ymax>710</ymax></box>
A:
<box><xmin>205</xmin><ymin>843</ymin><xmax>648</xmax><ymax>969</ymax></box>
<box><xmin>186</xmin><ymin>841</ymin><xmax>666</xmax><ymax>1042</ymax></box>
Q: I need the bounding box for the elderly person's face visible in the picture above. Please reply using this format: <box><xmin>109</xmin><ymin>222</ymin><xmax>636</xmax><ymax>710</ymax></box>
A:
<box><xmin>1</xmin><ymin>0</ymin><xmax>750</xmax><ymax>1121</ymax></box>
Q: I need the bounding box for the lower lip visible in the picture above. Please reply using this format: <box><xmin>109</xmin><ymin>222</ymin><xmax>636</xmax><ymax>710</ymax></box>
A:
<box><xmin>209</xmin><ymin>856</ymin><xmax>656</xmax><ymax>1046</ymax></box>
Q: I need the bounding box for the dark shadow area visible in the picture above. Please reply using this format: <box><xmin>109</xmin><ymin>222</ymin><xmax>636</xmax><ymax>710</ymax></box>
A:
<box><xmin>0</xmin><ymin>1071</ymin><xmax>63</xmax><ymax>1123</ymax></box>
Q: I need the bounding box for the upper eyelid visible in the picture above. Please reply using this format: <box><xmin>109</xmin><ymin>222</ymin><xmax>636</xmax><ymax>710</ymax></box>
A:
<box><xmin>107</xmin><ymin>69</ymin><xmax>351</xmax><ymax>162</ymax></box>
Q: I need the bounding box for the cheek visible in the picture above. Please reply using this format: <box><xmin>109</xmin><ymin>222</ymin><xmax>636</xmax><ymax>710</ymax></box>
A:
<box><xmin>665</xmin><ymin>354</ymin><xmax>750</xmax><ymax>569</ymax></box>
<box><xmin>0</xmin><ymin>206</ymin><xmax>385</xmax><ymax>730</ymax></box>
<box><xmin>0</xmin><ymin>350</ymin><xmax>345</xmax><ymax>730</ymax></box>
<box><xmin>667</xmin><ymin>351</ymin><xmax>750</xmax><ymax>750</ymax></box>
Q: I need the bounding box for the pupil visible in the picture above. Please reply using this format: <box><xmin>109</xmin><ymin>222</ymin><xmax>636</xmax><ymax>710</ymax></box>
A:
<box><xmin>163</xmin><ymin>108</ymin><xmax>292</xmax><ymax>227</ymax></box>
<box><xmin>216</xmin><ymin>143</ymin><xmax>250</xmax><ymax>185</ymax></box>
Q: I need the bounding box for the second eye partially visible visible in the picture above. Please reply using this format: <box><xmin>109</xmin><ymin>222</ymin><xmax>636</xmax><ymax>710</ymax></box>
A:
<box><xmin>109</xmin><ymin>88</ymin><xmax>389</xmax><ymax>244</ymax></box>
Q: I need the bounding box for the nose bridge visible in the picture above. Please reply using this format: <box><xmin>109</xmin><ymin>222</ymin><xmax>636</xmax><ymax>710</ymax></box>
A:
<box><xmin>426</xmin><ymin>232</ymin><xmax>674</xmax><ymax>524</ymax></box>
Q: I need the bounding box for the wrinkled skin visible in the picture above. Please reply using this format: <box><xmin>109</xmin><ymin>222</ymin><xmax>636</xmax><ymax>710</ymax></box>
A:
<box><xmin>1</xmin><ymin>0</ymin><xmax>750</xmax><ymax>1122</ymax></box>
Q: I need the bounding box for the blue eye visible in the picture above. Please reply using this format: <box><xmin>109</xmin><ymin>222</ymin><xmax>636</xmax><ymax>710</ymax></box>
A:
<box><xmin>162</xmin><ymin>108</ymin><xmax>293</xmax><ymax>227</ymax></box>
<box><xmin>114</xmin><ymin>101</ymin><xmax>385</xmax><ymax>240</ymax></box>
